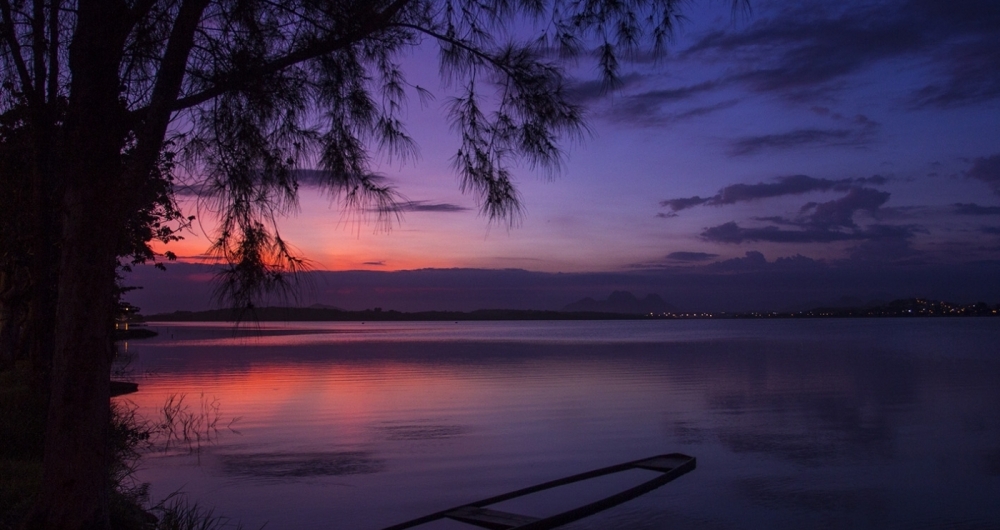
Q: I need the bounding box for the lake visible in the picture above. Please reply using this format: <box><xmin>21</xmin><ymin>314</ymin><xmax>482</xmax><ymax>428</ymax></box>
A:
<box><xmin>123</xmin><ymin>319</ymin><xmax>1000</xmax><ymax>529</ymax></box>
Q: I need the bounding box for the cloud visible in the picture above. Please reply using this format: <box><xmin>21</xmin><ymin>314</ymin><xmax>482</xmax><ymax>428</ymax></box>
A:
<box><xmin>800</xmin><ymin>187</ymin><xmax>891</xmax><ymax>229</ymax></box>
<box><xmin>684</xmin><ymin>0</ymin><xmax>1000</xmax><ymax>107</ymax></box>
<box><xmin>614</xmin><ymin>99</ymin><xmax>741</xmax><ymax>127</ymax></box>
<box><xmin>685</xmin><ymin>3</ymin><xmax>924</xmax><ymax>98</ymax></box>
<box><xmin>661</xmin><ymin>175</ymin><xmax>877</xmax><ymax>212</ymax></box>
<box><xmin>660</xmin><ymin>196</ymin><xmax>710</xmax><ymax>212</ymax></box>
<box><xmin>362</xmin><ymin>261</ymin><xmax>386</xmax><ymax>266</ymax></box>
<box><xmin>966</xmin><ymin>154</ymin><xmax>1000</xmax><ymax>194</ymax></box>
<box><xmin>909</xmin><ymin>1</ymin><xmax>1000</xmax><ymax>108</ymax></box>
<box><xmin>665</xmin><ymin>251</ymin><xmax>719</xmax><ymax>262</ymax></box>
<box><xmin>174</xmin><ymin>168</ymin><xmax>390</xmax><ymax>196</ymax></box>
<box><xmin>603</xmin><ymin>81</ymin><xmax>730</xmax><ymax>126</ymax></box>
<box><xmin>564</xmin><ymin>72</ymin><xmax>644</xmax><ymax>104</ymax></box>
<box><xmin>856</xmin><ymin>175</ymin><xmax>889</xmax><ymax>186</ymax></box>
<box><xmin>667</xmin><ymin>175</ymin><xmax>904</xmax><ymax>254</ymax></box>
<box><xmin>386</xmin><ymin>201</ymin><xmax>471</xmax><ymax>213</ymax></box>
<box><xmin>705</xmin><ymin>251</ymin><xmax>827</xmax><ymax>273</ymax></box>
<box><xmin>701</xmin><ymin>221</ymin><xmax>917</xmax><ymax>245</ymax></box>
<box><xmin>670</xmin><ymin>100</ymin><xmax>741</xmax><ymax>122</ymax></box>
<box><xmin>627</xmin><ymin>249</ymin><xmax>814</xmax><ymax>270</ymax></box>
<box><xmin>848</xmin><ymin>237</ymin><xmax>920</xmax><ymax>263</ymax></box>
<box><xmin>953</xmin><ymin>203</ymin><xmax>1000</xmax><ymax>216</ymax></box>
<box><xmin>293</xmin><ymin>169</ymin><xmax>333</xmax><ymax>187</ymax></box>
<box><xmin>729</xmin><ymin>121</ymin><xmax>878</xmax><ymax>156</ymax></box>
<box><xmin>628</xmin><ymin>81</ymin><xmax>720</xmax><ymax>105</ymax></box>
<box><xmin>702</xmin><ymin>222</ymin><xmax>856</xmax><ymax>244</ymax></box>
<box><xmin>913</xmin><ymin>42</ymin><xmax>1000</xmax><ymax>108</ymax></box>
<box><xmin>709</xmin><ymin>250</ymin><xmax>767</xmax><ymax>270</ymax></box>
<box><xmin>183</xmin><ymin>170</ymin><xmax>471</xmax><ymax>214</ymax></box>
<box><xmin>715</xmin><ymin>175</ymin><xmax>853</xmax><ymax>205</ymax></box>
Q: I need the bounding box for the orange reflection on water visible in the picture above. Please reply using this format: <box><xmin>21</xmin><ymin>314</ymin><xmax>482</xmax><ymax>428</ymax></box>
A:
<box><xmin>130</xmin><ymin>357</ymin><xmax>548</xmax><ymax>450</ymax></box>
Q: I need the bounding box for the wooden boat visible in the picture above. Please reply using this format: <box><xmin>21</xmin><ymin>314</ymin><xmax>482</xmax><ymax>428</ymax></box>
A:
<box><xmin>381</xmin><ymin>453</ymin><xmax>696</xmax><ymax>530</ymax></box>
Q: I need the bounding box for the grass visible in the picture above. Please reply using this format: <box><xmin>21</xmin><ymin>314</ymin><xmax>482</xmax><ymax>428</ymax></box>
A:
<box><xmin>0</xmin><ymin>362</ymin><xmax>246</xmax><ymax>529</ymax></box>
<box><xmin>151</xmin><ymin>496</ymin><xmax>245</xmax><ymax>530</ymax></box>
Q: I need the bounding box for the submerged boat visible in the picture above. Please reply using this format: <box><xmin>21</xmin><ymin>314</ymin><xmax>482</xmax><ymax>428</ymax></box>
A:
<box><xmin>381</xmin><ymin>453</ymin><xmax>696</xmax><ymax>530</ymax></box>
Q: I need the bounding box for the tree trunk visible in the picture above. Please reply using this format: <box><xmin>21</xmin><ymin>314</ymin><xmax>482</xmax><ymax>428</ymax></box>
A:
<box><xmin>22</xmin><ymin>183</ymin><xmax>120</xmax><ymax>530</ymax></box>
<box><xmin>23</xmin><ymin>99</ymin><xmax>60</xmax><ymax>387</ymax></box>
<box><xmin>21</xmin><ymin>1</ymin><xmax>130</xmax><ymax>527</ymax></box>
<box><xmin>22</xmin><ymin>270</ymin><xmax>56</xmax><ymax>385</ymax></box>
<box><xmin>0</xmin><ymin>270</ymin><xmax>19</xmax><ymax>370</ymax></box>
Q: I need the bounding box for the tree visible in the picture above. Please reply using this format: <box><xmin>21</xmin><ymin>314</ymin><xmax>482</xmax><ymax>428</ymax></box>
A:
<box><xmin>0</xmin><ymin>100</ymin><xmax>184</xmax><ymax>375</ymax></box>
<box><xmin>1</xmin><ymin>0</ymin><xmax>741</xmax><ymax>528</ymax></box>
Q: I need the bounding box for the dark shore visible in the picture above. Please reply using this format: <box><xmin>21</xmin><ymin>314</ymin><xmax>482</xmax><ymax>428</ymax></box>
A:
<box><xmin>145</xmin><ymin>298</ymin><xmax>999</xmax><ymax>322</ymax></box>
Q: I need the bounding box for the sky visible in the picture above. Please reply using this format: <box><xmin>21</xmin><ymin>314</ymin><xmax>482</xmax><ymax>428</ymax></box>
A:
<box><xmin>129</xmin><ymin>0</ymin><xmax>1000</xmax><ymax>314</ymax></box>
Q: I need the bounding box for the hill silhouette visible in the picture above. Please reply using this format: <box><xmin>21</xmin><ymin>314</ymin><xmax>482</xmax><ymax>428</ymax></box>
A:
<box><xmin>562</xmin><ymin>291</ymin><xmax>676</xmax><ymax>315</ymax></box>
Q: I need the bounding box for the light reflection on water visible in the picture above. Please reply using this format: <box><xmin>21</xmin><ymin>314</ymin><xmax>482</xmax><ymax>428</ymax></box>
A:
<box><xmin>125</xmin><ymin>319</ymin><xmax>1000</xmax><ymax>530</ymax></box>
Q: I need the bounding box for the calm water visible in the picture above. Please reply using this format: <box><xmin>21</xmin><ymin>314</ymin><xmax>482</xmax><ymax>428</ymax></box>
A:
<box><xmin>124</xmin><ymin>319</ymin><xmax>1000</xmax><ymax>529</ymax></box>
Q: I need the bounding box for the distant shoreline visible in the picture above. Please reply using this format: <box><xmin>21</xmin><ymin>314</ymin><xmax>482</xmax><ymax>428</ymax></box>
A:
<box><xmin>143</xmin><ymin>298</ymin><xmax>999</xmax><ymax>322</ymax></box>
<box><xmin>144</xmin><ymin>307</ymin><xmax>644</xmax><ymax>322</ymax></box>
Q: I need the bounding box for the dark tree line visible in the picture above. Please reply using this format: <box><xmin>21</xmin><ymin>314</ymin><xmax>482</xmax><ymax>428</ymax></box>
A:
<box><xmin>0</xmin><ymin>102</ymin><xmax>185</xmax><ymax>373</ymax></box>
<box><xmin>0</xmin><ymin>0</ymin><xmax>742</xmax><ymax>528</ymax></box>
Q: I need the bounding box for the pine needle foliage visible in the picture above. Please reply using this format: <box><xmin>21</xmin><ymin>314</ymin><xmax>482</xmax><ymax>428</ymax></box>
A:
<box><xmin>3</xmin><ymin>0</ymin><xmax>745</xmax><ymax>309</ymax></box>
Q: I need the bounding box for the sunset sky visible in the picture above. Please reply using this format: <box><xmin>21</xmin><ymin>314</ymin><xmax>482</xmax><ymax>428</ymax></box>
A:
<box><xmin>131</xmin><ymin>0</ymin><xmax>1000</xmax><ymax>314</ymax></box>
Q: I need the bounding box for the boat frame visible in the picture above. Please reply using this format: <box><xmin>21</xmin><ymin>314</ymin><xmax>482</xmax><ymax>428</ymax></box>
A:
<box><xmin>380</xmin><ymin>453</ymin><xmax>696</xmax><ymax>530</ymax></box>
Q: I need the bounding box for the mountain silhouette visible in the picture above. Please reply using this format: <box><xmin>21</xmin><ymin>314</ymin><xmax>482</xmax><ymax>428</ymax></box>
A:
<box><xmin>562</xmin><ymin>291</ymin><xmax>676</xmax><ymax>314</ymax></box>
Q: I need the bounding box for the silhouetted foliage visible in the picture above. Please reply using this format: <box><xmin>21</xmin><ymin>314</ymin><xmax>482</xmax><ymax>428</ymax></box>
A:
<box><xmin>1</xmin><ymin>0</ymin><xmax>744</xmax><ymax>528</ymax></box>
<box><xmin>0</xmin><ymin>102</ymin><xmax>186</xmax><ymax>370</ymax></box>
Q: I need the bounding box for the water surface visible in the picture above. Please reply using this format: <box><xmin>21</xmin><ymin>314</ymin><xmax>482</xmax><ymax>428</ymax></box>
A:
<box><xmin>125</xmin><ymin>319</ymin><xmax>1000</xmax><ymax>529</ymax></box>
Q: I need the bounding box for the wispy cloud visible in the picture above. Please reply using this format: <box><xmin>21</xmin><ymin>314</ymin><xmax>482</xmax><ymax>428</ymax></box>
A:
<box><xmin>729</xmin><ymin>115</ymin><xmax>879</xmax><ymax>156</ymax></box>
<box><xmin>966</xmin><ymin>154</ymin><xmax>1000</xmax><ymax>194</ymax></box>
<box><xmin>385</xmin><ymin>201</ymin><xmax>471</xmax><ymax>213</ymax></box>
<box><xmin>697</xmin><ymin>183</ymin><xmax>910</xmax><ymax>251</ymax></box>
<box><xmin>701</xmin><ymin>221</ymin><xmax>920</xmax><ymax>247</ymax></box>
<box><xmin>702</xmin><ymin>222</ymin><xmax>856</xmax><ymax>244</ymax></box>
<box><xmin>684</xmin><ymin>0</ymin><xmax>1000</xmax><ymax>108</ymax></box>
<box><xmin>685</xmin><ymin>3</ymin><xmax>924</xmax><ymax>99</ymax></box>
<box><xmin>602</xmin><ymin>81</ymin><xmax>731</xmax><ymax>126</ymax></box>
<box><xmin>799</xmin><ymin>187</ymin><xmax>891</xmax><ymax>229</ymax></box>
<box><xmin>564</xmin><ymin>73</ymin><xmax>644</xmax><ymax>104</ymax></box>
<box><xmin>660</xmin><ymin>175</ymin><xmax>879</xmax><ymax>212</ymax></box>
<box><xmin>666</xmin><ymin>251</ymin><xmax>719</xmax><ymax>262</ymax></box>
<box><xmin>910</xmin><ymin>3</ymin><xmax>1000</xmax><ymax>109</ymax></box>
<box><xmin>669</xmin><ymin>100</ymin><xmax>741</xmax><ymax>122</ymax></box>
<box><xmin>173</xmin><ymin>168</ymin><xmax>388</xmax><ymax>196</ymax></box>
<box><xmin>661</xmin><ymin>196</ymin><xmax>711</xmax><ymax>212</ymax></box>
<box><xmin>704</xmin><ymin>251</ymin><xmax>827</xmax><ymax>272</ymax></box>
<box><xmin>911</xmin><ymin>41</ymin><xmax>1000</xmax><ymax>108</ymax></box>
<box><xmin>625</xmin><ymin>250</ymin><xmax>720</xmax><ymax>269</ymax></box>
<box><xmin>953</xmin><ymin>203</ymin><xmax>1000</xmax><ymax>216</ymax></box>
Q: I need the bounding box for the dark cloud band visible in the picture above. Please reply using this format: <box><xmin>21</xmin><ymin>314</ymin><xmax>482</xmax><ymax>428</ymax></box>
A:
<box><xmin>660</xmin><ymin>175</ymin><xmax>880</xmax><ymax>212</ymax></box>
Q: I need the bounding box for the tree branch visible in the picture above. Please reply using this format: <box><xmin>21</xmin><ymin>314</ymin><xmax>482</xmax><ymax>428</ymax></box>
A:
<box><xmin>0</xmin><ymin>0</ymin><xmax>35</xmax><ymax>98</ymax></box>
<box><xmin>46</xmin><ymin>0</ymin><xmax>59</xmax><ymax>102</ymax></box>
<box><xmin>127</xmin><ymin>0</ymin><xmax>211</xmax><ymax>187</ymax></box>
<box><xmin>390</xmin><ymin>21</ymin><xmax>516</xmax><ymax>78</ymax></box>
<box><xmin>31</xmin><ymin>0</ymin><xmax>45</xmax><ymax>100</ymax></box>
<box><xmin>127</xmin><ymin>0</ymin><xmax>159</xmax><ymax>27</ymax></box>
<box><xmin>163</xmin><ymin>0</ymin><xmax>413</xmax><ymax>112</ymax></box>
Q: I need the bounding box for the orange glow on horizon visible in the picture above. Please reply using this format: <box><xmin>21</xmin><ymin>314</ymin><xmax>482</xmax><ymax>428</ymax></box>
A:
<box><xmin>150</xmin><ymin>238</ymin><xmax>464</xmax><ymax>272</ymax></box>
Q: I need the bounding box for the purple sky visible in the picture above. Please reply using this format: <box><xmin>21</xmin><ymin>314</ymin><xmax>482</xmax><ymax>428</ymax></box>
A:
<box><xmin>129</xmin><ymin>0</ymin><xmax>1000</xmax><ymax>313</ymax></box>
